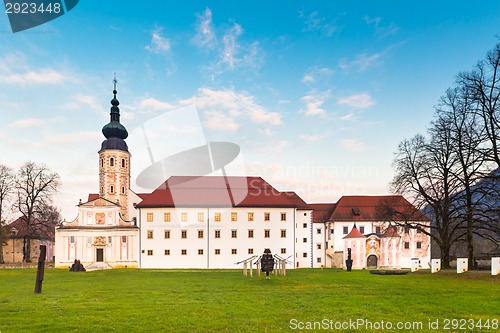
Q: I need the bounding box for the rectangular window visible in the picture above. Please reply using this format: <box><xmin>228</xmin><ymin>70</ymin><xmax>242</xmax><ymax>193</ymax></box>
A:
<box><xmin>198</xmin><ymin>212</ymin><xmax>204</xmax><ymax>222</ymax></box>
<box><xmin>214</xmin><ymin>213</ymin><xmax>221</xmax><ymax>222</ymax></box>
<box><xmin>181</xmin><ymin>212</ymin><xmax>188</xmax><ymax>222</ymax></box>
<box><xmin>404</xmin><ymin>242</ymin><xmax>410</xmax><ymax>249</ymax></box>
<box><xmin>281</xmin><ymin>229</ymin><xmax>287</xmax><ymax>238</ymax></box>
<box><xmin>264</xmin><ymin>212</ymin><xmax>270</xmax><ymax>221</ymax></box>
<box><xmin>405</xmin><ymin>225</ymin><xmax>410</xmax><ymax>234</ymax></box>
<box><xmin>147</xmin><ymin>250</ymin><xmax>153</xmax><ymax>256</ymax></box>
<box><xmin>248</xmin><ymin>212</ymin><xmax>254</xmax><ymax>221</ymax></box>
<box><xmin>303</xmin><ymin>238</ymin><xmax>307</xmax><ymax>243</ymax></box>
<box><xmin>164</xmin><ymin>249</ymin><xmax>170</xmax><ymax>255</ymax></box>
<box><xmin>317</xmin><ymin>257</ymin><xmax>322</xmax><ymax>263</ymax></box>
<box><xmin>303</xmin><ymin>223</ymin><xmax>307</xmax><ymax>228</ymax></box>
<box><xmin>215</xmin><ymin>249</ymin><xmax>220</xmax><ymax>255</ymax></box>
<box><xmin>231</xmin><ymin>249</ymin><xmax>237</xmax><ymax>255</ymax></box>
<box><xmin>376</xmin><ymin>226</ymin><xmax>381</xmax><ymax>234</ymax></box>
<box><xmin>231</xmin><ymin>212</ymin><xmax>238</xmax><ymax>222</ymax></box>
<box><xmin>215</xmin><ymin>230</ymin><xmax>221</xmax><ymax>238</ymax></box>
<box><xmin>359</xmin><ymin>226</ymin><xmax>365</xmax><ymax>234</ymax></box>
<box><xmin>122</xmin><ymin>236</ymin><xmax>127</xmax><ymax>243</ymax></box>
<box><xmin>181</xmin><ymin>249</ymin><xmax>187</xmax><ymax>255</ymax></box>
<box><xmin>303</xmin><ymin>252</ymin><xmax>307</xmax><ymax>258</ymax></box>
<box><xmin>316</xmin><ymin>228</ymin><xmax>322</xmax><ymax>234</ymax></box>
<box><xmin>248</xmin><ymin>229</ymin><xmax>254</xmax><ymax>238</ymax></box>
<box><xmin>317</xmin><ymin>243</ymin><xmax>322</xmax><ymax>250</ymax></box>
<box><xmin>416</xmin><ymin>241</ymin><xmax>422</xmax><ymax>249</ymax></box>
<box><xmin>280</xmin><ymin>212</ymin><xmax>287</xmax><ymax>221</ymax></box>
<box><xmin>147</xmin><ymin>213</ymin><xmax>153</xmax><ymax>222</ymax></box>
<box><xmin>343</xmin><ymin>226</ymin><xmax>348</xmax><ymax>234</ymax></box>
<box><xmin>181</xmin><ymin>230</ymin><xmax>187</xmax><ymax>239</ymax></box>
<box><xmin>164</xmin><ymin>230</ymin><xmax>170</xmax><ymax>239</ymax></box>
<box><xmin>248</xmin><ymin>248</ymin><xmax>254</xmax><ymax>254</ymax></box>
<box><xmin>198</xmin><ymin>249</ymin><xmax>204</xmax><ymax>255</ymax></box>
<box><xmin>147</xmin><ymin>230</ymin><xmax>153</xmax><ymax>239</ymax></box>
<box><xmin>86</xmin><ymin>236</ymin><xmax>92</xmax><ymax>244</ymax></box>
<box><xmin>70</xmin><ymin>236</ymin><xmax>75</xmax><ymax>244</ymax></box>
<box><xmin>231</xmin><ymin>230</ymin><xmax>237</xmax><ymax>238</ymax></box>
<box><xmin>198</xmin><ymin>230</ymin><xmax>204</xmax><ymax>239</ymax></box>
<box><xmin>264</xmin><ymin>229</ymin><xmax>270</xmax><ymax>238</ymax></box>
<box><xmin>281</xmin><ymin>248</ymin><xmax>286</xmax><ymax>254</ymax></box>
<box><xmin>164</xmin><ymin>213</ymin><xmax>171</xmax><ymax>222</ymax></box>
<box><xmin>108</xmin><ymin>236</ymin><xmax>112</xmax><ymax>244</ymax></box>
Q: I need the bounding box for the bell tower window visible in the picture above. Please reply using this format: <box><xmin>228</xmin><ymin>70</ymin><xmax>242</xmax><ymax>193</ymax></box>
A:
<box><xmin>121</xmin><ymin>158</ymin><xmax>126</xmax><ymax>168</ymax></box>
<box><xmin>110</xmin><ymin>158</ymin><xmax>114</xmax><ymax>166</ymax></box>
<box><xmin>101</xmin><ymin>159</ymin><xmax>104</xmax><ymax>168</ymax></box>
<box><xmin>121</xmin><ymin>186</ymin><xmax>125</xmax><ymax>194</ymax></box>
<box><xmin>110</xmin><ymin>185</ymin><xmax>114</xmax><ymax>194</ymax></box>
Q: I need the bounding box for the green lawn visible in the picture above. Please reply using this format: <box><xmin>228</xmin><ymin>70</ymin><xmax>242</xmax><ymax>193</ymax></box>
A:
<box><xmin>0</xmin><ymin>268</ymin><xmax>498</xmax><ymax>332</ymax></box>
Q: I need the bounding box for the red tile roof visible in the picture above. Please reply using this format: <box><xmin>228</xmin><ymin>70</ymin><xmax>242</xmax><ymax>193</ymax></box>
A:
<box><xmin>7</xmin><ymin>217</ymin><xmax>55</xmax><ymax>240</ymax></box>
<box><xmin>309</xmin><ymin>203</ymin><xmax>337</xmax><ymax>223</ymax></box>
<box><xmin>283</xmin><ymin>192</ymin><xmax>311</xmax><ymax>210</ymax></box>
<box><xmin>343</xmin><ymin>225</ymin><xmax>366</xmax><ymax>239</ymax></box>
<box><xmin>328</xmin><ymin>195</ymin><xmax>430</xmax><ymax>222</ymax></box>
<box><xmin>136</xmin><ymin>176</ymin><xmax>306</xmax><ymax>208</ymax></box>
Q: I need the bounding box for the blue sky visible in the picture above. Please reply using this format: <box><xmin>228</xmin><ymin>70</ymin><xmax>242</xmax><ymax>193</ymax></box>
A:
<box><xmin>1</xmin><ymin>1</ymin><xmax>499</xmax><ymax>219</ymax></box>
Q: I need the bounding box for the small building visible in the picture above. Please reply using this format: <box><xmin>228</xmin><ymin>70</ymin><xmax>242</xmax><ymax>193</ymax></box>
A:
<box><xmin>1</xmin><ymin>217</ymin><xmax>55</xmax><ymax>264</ymax></box>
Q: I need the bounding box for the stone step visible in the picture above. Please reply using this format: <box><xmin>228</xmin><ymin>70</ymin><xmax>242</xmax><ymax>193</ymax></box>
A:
<box><xmin>85</xmin><ymin>262</ymin><xmax>112</xmax><ymax>271</ymax></box>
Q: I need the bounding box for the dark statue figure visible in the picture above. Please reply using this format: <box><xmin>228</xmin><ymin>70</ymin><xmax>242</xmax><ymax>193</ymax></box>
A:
<box><xmin>260</xmin><ymin>249</ymin><xmax>275</xmax><ymax>279</ymax></box>
<box><xmin>69</xmin><ymin>259</ymin><xmax>86</xmax><ymax>272</ymax></box>
<box><xmin>346</xmin><ymin>248</ymin><xmax>353</xmax><ymax>272</ymax></box>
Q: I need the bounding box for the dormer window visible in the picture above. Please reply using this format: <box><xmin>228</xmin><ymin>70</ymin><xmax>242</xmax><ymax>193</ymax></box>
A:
<box><xmin>352</xmin><ymin>208</ymin><xmax>361</xmax><ymax>216</ymax></box>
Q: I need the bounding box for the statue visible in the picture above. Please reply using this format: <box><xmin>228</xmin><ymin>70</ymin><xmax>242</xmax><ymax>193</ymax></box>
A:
<box><xmin>260</xmin><ymin>249</ymin><xmax>275</xmax><ymax>279</ymax></box>
<box><xmin>346</xmin><ymin>248</ymin><xmax>353</xmax><ymax>271</ymax></box>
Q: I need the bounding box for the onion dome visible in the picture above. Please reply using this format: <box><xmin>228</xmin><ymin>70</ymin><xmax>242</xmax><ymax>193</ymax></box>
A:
<box><xmin>100</xmin><ymin>75</ymin><xmax>129</xmax><ymax>152</ymax></box>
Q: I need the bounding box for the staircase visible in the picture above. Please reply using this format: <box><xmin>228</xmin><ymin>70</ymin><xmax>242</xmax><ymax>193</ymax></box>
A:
<box><xmin>85</xmin><ymin>262</ymin><xmax>113</xmax><ymax>271</ymax></box>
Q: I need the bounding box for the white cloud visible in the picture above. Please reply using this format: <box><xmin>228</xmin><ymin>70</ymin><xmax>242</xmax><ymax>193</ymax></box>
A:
<box><xmin>193</xmin><ymin>8</ymin><xmax>216</xmax><ymax>49</ymax></box>
<box><xmin>364</xmin><ymin>16</ymin><xmax>399</xmax><ymax>37</ymax></box>
<box><xmin>204</xmin><ymin>110</ymin><xmax>240</xmax><ymax>132</ymax></box>
<box><xmin>221</xmin><ymin>23</ymin><xmax>243</xmax><ymax>69</ymax></box>
<box><xmin>189</xmin><ymin>88</ymin><xmax>281</xmax><ymax>126</ymax></box>
<box><xmin>145</xmin><ymin>29</ymin><xmax>171</xmax><ymax>54</ymax></box>
<box><xmin>60</xmin><ymin>94</ymin><xmax>101</xmax><ymax>111</ymax></box>
<box><xmin>0</xmin><ymin>69</ymin><xmax>66</xmax><ymax>86</ymax></box>
<box><xmin>45</xmin><ymin>131</ymin><xmax>101</xmax><ymax>145</ymax></box>
<box><xmin>337</xmin><ymin>93</ymin><xmax>374</xmax><ymax>109</ymax></box>
<box><xmin>9</xmin><ymin>118</ymin><xmax>44</xmax><ymax>128</ymax></box>
<box><xmin>339</xmin><ymin>52</ymin><xmax>382</xmax><ymax>72</ymax></box>
<box><xmin>302</xmin><ymin>75</ymin><xmax>314</xmax><ymax>83</ymax></box>
<box><xmin>300</xmin><ymin>90</ymin><xmax>330</xmax><ymax>116</ymax></box>
<box><xmin>299</xmin><ymin>11</ymin><xmax>342</xmax><ymax>37</ymax></box>
<box><xmin>139</xmin><ymin>98</ymin><xmax>176</xmax><ymax>114</ymax></box>
<box><xmin>341</xmin><ymin>139</ymin><xmax>369</xmax><ymax>152</ymax></box>
<box><xmin>299</xmin><ymin>134</ymin><xmax>323</xmax><ymax>143</ymax></box>
<box><xmin>340</xmin><ymin>113</ymin><xmax>356</xmax><ymax>121</ymax></box>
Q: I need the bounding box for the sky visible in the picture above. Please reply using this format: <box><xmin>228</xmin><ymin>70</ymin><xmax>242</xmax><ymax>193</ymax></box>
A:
<box><xmin>1</xmin><ymin>1</ymin><xmax>500</xmax><ymax>220</ymax></box>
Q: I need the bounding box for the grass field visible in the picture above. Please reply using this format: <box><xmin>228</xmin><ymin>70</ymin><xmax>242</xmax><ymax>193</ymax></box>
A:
<box><xmin>0</xmin><ymin>268</ymin><xmax>498</xmax><ymax>332</ymax></box>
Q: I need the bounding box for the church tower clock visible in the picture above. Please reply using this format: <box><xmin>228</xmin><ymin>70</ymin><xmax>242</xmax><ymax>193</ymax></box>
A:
<box><xmin>98</xmin><ymin>77</ymin><xmax>131</xmax><ymax>219</ymax></box>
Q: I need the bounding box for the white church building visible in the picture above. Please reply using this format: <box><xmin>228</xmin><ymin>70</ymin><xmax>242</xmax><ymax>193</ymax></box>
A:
<box><xmin>55</xmin><ymin>85</ymin><xmax>431</xmax><ymax>270</ymax></box>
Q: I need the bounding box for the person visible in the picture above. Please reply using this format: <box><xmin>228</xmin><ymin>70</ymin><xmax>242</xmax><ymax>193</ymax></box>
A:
<box><xmin>260</xmin><ymin>249</ymin><xmax>275</xmax><ymax>279</ymax></box>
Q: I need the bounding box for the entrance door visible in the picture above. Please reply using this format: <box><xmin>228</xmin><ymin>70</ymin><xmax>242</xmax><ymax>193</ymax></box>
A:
<box><xmin>96</xmin><ymin>248</ymin><xmax>104</xmax><ymax>262</ymax></box>
<box><xmin>367</xmin><ymin>255</ymin><xmax>378</xmax><ymax>268</ymax></box>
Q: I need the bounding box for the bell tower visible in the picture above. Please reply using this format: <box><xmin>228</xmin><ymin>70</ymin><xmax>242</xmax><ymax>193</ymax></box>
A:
<box><xmin>98</xmin><ymin>75</ymin><xmax>131</xmax><ymax>219</ymax></box>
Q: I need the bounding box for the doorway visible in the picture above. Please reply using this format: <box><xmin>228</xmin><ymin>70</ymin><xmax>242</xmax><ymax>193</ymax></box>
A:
<box><xmin>367</xmin><ymin>254</ymin><xmax>378</xmax><ymax>268</ymax></box>
<box><xmin>96</xmin><ymin>248</ymin><xmax>104</xmax><ymax>262</ymax></box>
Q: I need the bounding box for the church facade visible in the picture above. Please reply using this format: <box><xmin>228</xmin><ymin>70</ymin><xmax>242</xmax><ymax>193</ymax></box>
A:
<box><xmin>54</xmin><ymin>85</ymin><xmax>431</xmax><ymax>270</ymax></box>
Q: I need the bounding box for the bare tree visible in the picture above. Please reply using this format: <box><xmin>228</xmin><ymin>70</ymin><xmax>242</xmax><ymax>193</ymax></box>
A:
<box><xmin>0</xmin><ymin>164</ymin><xmax>14</xmax><ymax>264</ymax></box>
<box><xmin>391</xmin><ymin>131</ymin><xmax>462</xmax><ymax>268</ymax></box>
<box><xmin>13</xmin><ymin>162</ymin><xmax>60</xmax><ymax>263</ymax></box>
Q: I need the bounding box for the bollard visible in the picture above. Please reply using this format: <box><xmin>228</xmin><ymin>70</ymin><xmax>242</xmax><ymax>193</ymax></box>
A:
<box><xmin>34</xmin><ymin>245</ymin><xmax>46</xmax><ymax>294</ymax></box>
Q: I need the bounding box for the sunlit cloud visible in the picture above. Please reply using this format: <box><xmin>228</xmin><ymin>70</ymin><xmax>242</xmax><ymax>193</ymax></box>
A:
<box><xmin>300</xmin><ymin>90</ymin><xmax>331</xmax><ymax>116</ymax></box>
<box><xmin>145</xmin><ymin>28</ymin><xmax>171</xmax><ymax>54</ymax></box>
<box><xmin>340</xmin><ymin>139</ymin><xmax>369</xmax><ymax>152</ymax></box>
<box><xmin>337</xmin><ymin>93</ymin><xmax>374</xmax><ymax>109</ymax></box>
<box><xmin>193</xmin><ymin>8</ymin><xmax>217</xmax><ymax>49</ymax></box>
<box><xmin>9</xmin><ymin>118</ymin><xmax>44</xmax><ymax>128</ymax></box>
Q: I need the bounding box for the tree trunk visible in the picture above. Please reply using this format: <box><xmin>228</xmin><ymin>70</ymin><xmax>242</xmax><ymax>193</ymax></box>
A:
<box><xmin>0</xmin><ymin>242</ymin><xmax>4</xmax><ymax>264</ymax></box>
<box><xmin>440</xmin><ymin>241</ymin><xmax>451</xmax><ymax>268</ymax></box>
<box><xmin>23</xmin><ymin>237</ymin><xmax>32</xmax><ymax>263</ymax></box>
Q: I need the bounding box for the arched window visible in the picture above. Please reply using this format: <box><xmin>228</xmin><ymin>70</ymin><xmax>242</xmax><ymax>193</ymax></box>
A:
<box><xmin>101</xmin><ymin>159</ymin><xmax>104</xmax><ymax>168</ymax></box>
<box><xmin>121</xmin><ymin>158</ymin><xmax>126</xmax><ymax>168</ymax></box>
<box><xmin>110</xmin><ymin>185</ymin><xmax>114</xmax><ymax>194</ymax></box>
<box><xmin>121</xmin><ymin>186</ymin><xmax>125</xmax><ymax>194</ymax></box>
<box><xmin>100</xmin><ymin>186</ymin><xmax>104</xmax><ymax>194</ymax></box>
<box><xmin>110</xmin><ymin>158</ymin><xmax>114</xmax><ymax>167</ymax></box>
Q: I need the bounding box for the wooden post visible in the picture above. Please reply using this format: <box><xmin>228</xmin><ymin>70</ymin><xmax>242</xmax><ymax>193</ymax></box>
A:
<box><xmin>249</xmin><ymin>259</ymin><xmax>253</xmax><ymax>278</ymax></box>
<box><xmin>257</xmin><ymin>261</ymin><xmax>261</xmax><ymax>278</ymax></box>
<box><xmin>282</xmin><ymin>260</ymin><xmax>286</xmax><ymax>277</ymax></box>
<box><xmin>243</xmin><ymin>262</ymin><xmax>247</xmax><ymax>277</ymax></box>
<box><xmin>34</xmin><ymin>245</ymin><xmax>46</xmax><ymax>294</ymax></box>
